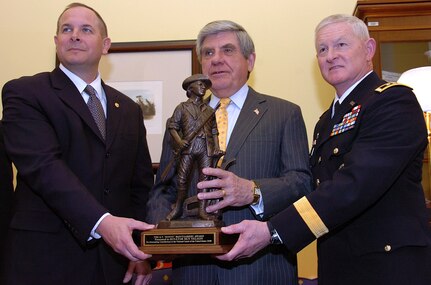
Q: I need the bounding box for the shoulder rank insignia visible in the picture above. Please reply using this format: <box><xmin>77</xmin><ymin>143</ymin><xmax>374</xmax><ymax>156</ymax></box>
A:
<box><xmin>375</xmin><ymin>82</ymin><xmax>412</xmax><ymax>93</ymax></box>
<box><xmin>331</xmin><ymin>105</ymin><xmax>361</xmax><ymax>136</ymax></box>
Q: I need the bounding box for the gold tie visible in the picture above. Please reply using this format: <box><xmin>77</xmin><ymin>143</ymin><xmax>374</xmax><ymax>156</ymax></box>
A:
<box><xmin>216</xmin><ymin>98</ymin><xmax>230</xmax><ymax>167</ymax></box>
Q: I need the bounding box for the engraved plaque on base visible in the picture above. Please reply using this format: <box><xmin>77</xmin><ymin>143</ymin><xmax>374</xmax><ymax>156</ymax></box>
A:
<box><xmin>140</xmin><ymin>220</ymin><xmax>238</xmax><ymax>255</ymax></box>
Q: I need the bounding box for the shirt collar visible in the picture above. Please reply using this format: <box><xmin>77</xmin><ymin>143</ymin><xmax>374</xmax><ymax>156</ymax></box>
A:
<box><xmin>59</xmin><ymin>64</ymin><xmax>103</xmax><ymax>95</ymax></box>
<box><xmin>334</xmin><ymin>70</ymin><xmax>372</xmax><ymax>104</ymax></box>
<box><xmin>209</xmin><ymin>84</ymin><xmax>249</xmax><ymax>109</ymax></box>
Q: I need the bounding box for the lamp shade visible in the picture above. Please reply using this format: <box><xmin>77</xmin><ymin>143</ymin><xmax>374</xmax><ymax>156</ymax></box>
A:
<box><xmin>398</xmin><ymin>66</ymin><xmax>431</xmax><ymax>112</ymax></box>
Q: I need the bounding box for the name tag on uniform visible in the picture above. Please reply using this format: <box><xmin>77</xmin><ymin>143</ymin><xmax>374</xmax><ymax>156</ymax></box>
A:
<box><xmin>330</xmin><ymin>105</ymin><xmax>361</xmax><ymax>136</ymax></box>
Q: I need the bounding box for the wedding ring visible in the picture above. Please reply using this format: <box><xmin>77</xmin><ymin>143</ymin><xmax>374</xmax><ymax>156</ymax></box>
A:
<box><xmin>221</xmin><ymin>189</ymin><xmax>226</xmax><ymax>197</ymax></box>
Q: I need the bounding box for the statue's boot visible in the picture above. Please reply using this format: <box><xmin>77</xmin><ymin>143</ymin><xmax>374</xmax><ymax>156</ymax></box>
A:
<box><xmin>166</xmin><ymin>190</ymin><xmax>186</xmax><ymax>221</ymax></box>
<box><xmin>198</xmin><ymin>201</ymin><xmax>217</xmax><ymax>220</ymax></box>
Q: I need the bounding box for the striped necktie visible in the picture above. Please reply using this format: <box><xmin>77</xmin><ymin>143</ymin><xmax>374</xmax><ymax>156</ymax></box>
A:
<box><xmin>85</xmin><ymin>85</ymin><xmax>106</xmax><ymax>140</ymax></box>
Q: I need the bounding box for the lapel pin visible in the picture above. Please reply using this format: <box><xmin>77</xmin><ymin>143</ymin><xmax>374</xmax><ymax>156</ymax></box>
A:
<box><xmin>254</xmin><ymin>108</ymin><xmax>259</xmax><ymax>115</ymax></box>
<box><xmin>115</xmin><ymin>102</ymin><xmax>120</xmax><ymax>108</ymax></box>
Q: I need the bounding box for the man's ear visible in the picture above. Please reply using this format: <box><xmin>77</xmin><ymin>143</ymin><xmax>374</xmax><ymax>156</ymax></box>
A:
<box><xmin>102</xmin><ymin>37</ymin><xmax>111</xmax><ymax>55</ymax></box>
<box><xmin>365</xmin><ymin>38</ymin><xmax>376</xmax><ymax>61</ymax></box>
<box><xmin>247</xmin><ymin>52</ymin><xmax>256</xmax><ymax>73</ymax></box>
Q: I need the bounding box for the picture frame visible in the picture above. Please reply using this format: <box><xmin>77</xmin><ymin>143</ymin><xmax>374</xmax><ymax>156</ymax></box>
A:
<box><xmin>98</xmin><ymin>40</ymin><xmax>201</xmax><ymax>169</ymax></box>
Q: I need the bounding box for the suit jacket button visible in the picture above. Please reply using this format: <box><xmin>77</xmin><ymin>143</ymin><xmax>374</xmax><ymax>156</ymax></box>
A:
<box><xmin>384</xmin><ymin>245</ymin><xmax>391</xmax><ymax>252</ymax></box>
<box><xmin>316</xmin><ymin>179</ymin><xmax>320</xmax><ymax>186</ymax></box>
<box><xmin>333</xmin><ymin>147</ymin><xmax>339</xmax><ymax>155</ymax></box>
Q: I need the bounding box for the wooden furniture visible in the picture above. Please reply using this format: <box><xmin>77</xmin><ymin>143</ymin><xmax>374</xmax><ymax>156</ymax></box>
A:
<box><xmin>354</xmin><ymin>0</ymin><xmax>431</xmax><ymax>226</ymax></box>
<box><xmin>354</xmin><ymin>0</ymin><xmax>431</xmax><ymax>80</ymax></box>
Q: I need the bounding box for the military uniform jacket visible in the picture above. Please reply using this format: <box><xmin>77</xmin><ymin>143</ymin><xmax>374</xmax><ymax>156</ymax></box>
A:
<box><xmin>271</xmin><ymin>72</ymin><xmax>431</xmax><ymax>285</ymax></box>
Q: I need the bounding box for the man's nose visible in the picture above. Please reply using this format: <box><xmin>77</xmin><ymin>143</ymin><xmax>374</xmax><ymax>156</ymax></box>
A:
<box><xmin>211</xmin><ymin>50</ymin><xmax>223</xmax><ymax>64</ymax></box>
<box><xmin>70</xmin><ymin>30</ymin><xmax>80</xmax><ymax>41</ymax></box>
<box><xmin>326</xmin><ymin>48</ymin><xmax>337</xmax><ymax>62</ymax></box>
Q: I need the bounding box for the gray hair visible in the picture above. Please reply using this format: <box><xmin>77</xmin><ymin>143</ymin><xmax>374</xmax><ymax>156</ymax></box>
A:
<box><xmin>196</xmin><ymin>20</ymin><xmax>255</xmax><ymax>62</ymax></box>
<box><xmin>315</xmin><ymin>14</ymin><xmax>369</xmax><ymax>49</ymax></box>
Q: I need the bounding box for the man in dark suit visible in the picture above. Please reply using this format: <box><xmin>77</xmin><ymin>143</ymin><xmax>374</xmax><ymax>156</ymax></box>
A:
<box><xmin>1</xmin><ymin>3</ymin><xmax>154</xmax><ymax>285</ymax></box>
<box><xmin>146</xmin><ymin>20</ymin><xmax>312</xmax><ymax>285</ymax></box>
<box><xmin>217</xmin><ymin>14</ymin><xmax>431</xmax><ymax>285</ymax></box>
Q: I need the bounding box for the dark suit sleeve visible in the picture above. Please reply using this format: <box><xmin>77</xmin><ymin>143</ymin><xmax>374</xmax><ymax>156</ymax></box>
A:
<box><xmin>0</xmin><ymin>121</ymin><xmax>14</xmax><ymax>250</ymax></box>
<box><xmin>256</xmin><ymin>102</ymin><xmax>313</xmax><ymax>219</ymax></box>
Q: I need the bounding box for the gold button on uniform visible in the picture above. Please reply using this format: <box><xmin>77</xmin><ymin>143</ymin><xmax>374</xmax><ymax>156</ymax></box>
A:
<box><xmin>316</xmin><ymin>179</ymin><xmax>320</xmax><ymax>186</ymax></box>
<box><xmin>333</xmin><ymin>148</ymin><xmax>339</xmax><ymax>155</ymax></box>
<box><xmin>384</xmin><ymin>245</ymin><xmax>391</xmax><ymax>252</ymax></box>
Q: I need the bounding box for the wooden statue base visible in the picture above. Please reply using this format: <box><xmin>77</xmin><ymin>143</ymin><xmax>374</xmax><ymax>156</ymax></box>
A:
<box><xmin>140</xmin><ymin>219</ymin><xmax>238</xmax><ymax>255</ymax></box>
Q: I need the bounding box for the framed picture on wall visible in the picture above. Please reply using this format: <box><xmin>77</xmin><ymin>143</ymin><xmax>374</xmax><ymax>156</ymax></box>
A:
<box><xmin>98</xmin><ymin>40</ymin><xmax>201</xmax><ymax>168</ymax></box>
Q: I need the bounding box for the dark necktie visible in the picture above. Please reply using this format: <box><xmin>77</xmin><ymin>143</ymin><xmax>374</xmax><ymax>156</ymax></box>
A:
<box><xmin>332</xmin><ymin>101</ymin><xmax>341</xmax><ymax>118</ymax></box>
<box><xmin>85</xmin><ymin>85</ymin><xmax>106</xmax><ymax>139</ymax></box>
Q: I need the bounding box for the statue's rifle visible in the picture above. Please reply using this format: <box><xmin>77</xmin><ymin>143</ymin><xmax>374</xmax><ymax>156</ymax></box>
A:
<box><xmin>160</xmin><ymin>104</ymin><xmax>220</xmax><ymax>182</ymax></box>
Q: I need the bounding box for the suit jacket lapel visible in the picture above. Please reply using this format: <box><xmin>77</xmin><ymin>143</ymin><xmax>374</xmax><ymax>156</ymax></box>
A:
<box><xmin>50</xmin><ymin>67</ymin><xmax>109</xmax><ymax>142</ymax></box>
<box><xmin>104</xmin><ymin>82</ymin><xmax>122</xmax><ymax>148</ymax></box>
<box><xmin>51</xmin><ymin>68</ymin><xmax>105</xmax><ymax>143</ymax></box>
<box><xmin>314</xmin><ymin>107</ymin><xmax>332</xmax><ymax>147</ymax></box>
<box><xmin>224</xmin><ymin>87</ymin><xmax>267</xmax><ymax>163</ymax></box>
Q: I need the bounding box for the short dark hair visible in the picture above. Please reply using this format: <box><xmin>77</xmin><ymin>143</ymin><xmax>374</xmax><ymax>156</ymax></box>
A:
<box><xmin>56</xmin><ymin>2</ymin><xmax>108</xmax><ymax>37</ymax></box>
